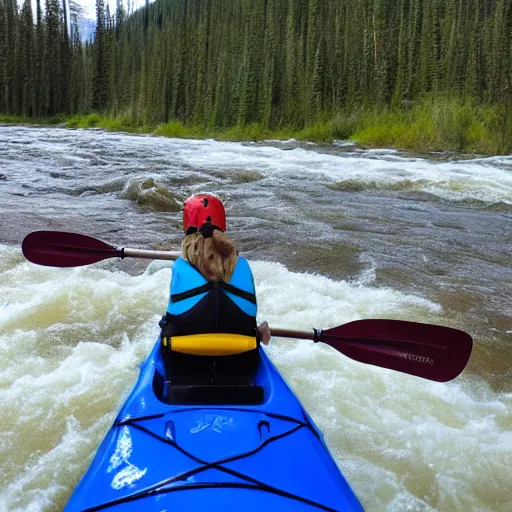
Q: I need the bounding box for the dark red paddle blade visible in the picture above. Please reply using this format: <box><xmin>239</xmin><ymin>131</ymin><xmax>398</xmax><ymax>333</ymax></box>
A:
<box><xmin>321</xmin><ymin>319</ymin><xmax>472</xmax><ymax>382</ymax></box>
<box><xmin>22</xmin><ymin>231</ymin><xmax>122</xmax><ymax>267</ymax></box>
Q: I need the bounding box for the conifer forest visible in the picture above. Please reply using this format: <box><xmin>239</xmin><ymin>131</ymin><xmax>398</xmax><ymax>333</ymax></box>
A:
<box><xmin>1</xmin><ymin>0</ymin><xmax>511</xmax><ymax>148</ymax></box>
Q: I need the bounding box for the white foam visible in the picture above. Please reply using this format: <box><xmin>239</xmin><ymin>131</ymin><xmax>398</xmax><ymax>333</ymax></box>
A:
<box><xmin>164</xmin><ymin>138</ymin><xmax>512</xmax><ymax>205</ymax></box>
<box><xmin>2</xmin><ymin>126</ymin><xmax>511</xmax><ymax>206</ymax></box>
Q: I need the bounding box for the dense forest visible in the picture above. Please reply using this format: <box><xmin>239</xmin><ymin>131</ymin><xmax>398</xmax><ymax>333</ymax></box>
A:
<box><xmin>1</xmin><ymin>0</ymin><xmax>511</xmax><ymax>144</ymax></box>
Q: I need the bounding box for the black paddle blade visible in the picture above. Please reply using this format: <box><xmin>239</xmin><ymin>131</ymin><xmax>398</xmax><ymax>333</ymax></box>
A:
<box><xmin>321</xmin><ymin>319</ymin><xmax>473</xmax><ymax>382</ymax></box>
<box><xmin>22</xmin><ymin>231</ymin><xmax>122</xmax><ymax>267</ymax></box>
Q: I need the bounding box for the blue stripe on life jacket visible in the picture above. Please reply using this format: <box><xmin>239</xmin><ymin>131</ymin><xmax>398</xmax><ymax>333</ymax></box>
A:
<box><xmin>223</xmin><ymin>256</ymin><xmax>257</xmax><ymax>316</ymax></box>
<box><xmin>166</xmin><ymin>258</ymin><xmax>208</xmax><ymax>316</ymax></box>
<box><xmin>166</xmin><ymin>257</ymin><xmax>257</xmax><ymax>317</ymax></box>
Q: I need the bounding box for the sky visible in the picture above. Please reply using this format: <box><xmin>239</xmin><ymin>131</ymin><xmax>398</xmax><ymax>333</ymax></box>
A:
<box><xmin>26</xmin><ymin>0</ymin><xmax>150</xmax><ymax>21</ymax></box>
<box><xmin>76</xmin><ymin>0</ymin><xmax>148</xmax><ymax>19</ymax></box>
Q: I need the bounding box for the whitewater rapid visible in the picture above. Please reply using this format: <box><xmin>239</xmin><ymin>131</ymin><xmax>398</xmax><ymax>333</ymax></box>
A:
<box><xmin>0</xmin><ymin>250</ymin><xmax>510</xmax><ymax>511</ymax></box>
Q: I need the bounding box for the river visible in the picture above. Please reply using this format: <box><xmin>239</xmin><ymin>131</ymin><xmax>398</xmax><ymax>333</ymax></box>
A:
<box><xmin>0</xmin><ymin>125</ymin><xmax>510</xmax><ymax>511</ymax></box>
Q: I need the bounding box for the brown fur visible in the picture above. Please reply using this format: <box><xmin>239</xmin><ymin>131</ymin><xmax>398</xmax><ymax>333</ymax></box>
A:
<box><xmin>181</xmin><ymin>230</ymin><xmax>237</xmax><ymax>282</ymax></box>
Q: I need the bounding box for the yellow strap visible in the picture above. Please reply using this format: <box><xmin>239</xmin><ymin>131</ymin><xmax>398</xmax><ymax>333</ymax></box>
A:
<box><xmin>169</xmin><ymin>333</ymin><xmax>257</xmax><ymax>356</ymax></box>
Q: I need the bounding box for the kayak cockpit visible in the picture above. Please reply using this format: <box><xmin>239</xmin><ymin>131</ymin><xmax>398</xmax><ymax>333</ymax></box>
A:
<box><xmin>153</xmin><ymin>334</ymin><xmax>265</xmax><ymax>405</ymax></box>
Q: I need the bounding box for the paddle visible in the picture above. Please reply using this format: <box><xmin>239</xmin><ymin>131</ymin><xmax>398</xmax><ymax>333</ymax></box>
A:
<box><xmin>22</xmin><ymin>230</ymin><xmax>472</xmax><ymax>382</ymax></box>
<box><xmin>22</xmin><ymin>230</ymin><xmax>181</xmax><ymax>267</ymax></box>
<box><xmin>271</xmin><ymin>321</ymin><xmax>472</xmax><ymax>382</ymax></box>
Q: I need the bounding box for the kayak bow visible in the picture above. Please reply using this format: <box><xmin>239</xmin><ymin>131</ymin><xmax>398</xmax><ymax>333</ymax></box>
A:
<box><xmin>64</xmin><ymin>340</ymin><xmax>364</xmax><ymax>512</ymax></box>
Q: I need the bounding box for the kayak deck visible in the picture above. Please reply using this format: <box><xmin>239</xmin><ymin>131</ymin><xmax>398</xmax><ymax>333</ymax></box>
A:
<box><xmin>64</xmin><ymin>341</ymin><xmax>364</xmax><ymax>511</ymax></box>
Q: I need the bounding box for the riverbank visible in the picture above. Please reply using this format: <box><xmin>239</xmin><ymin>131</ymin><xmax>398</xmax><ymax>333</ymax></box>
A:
<box><xmin>2</xmin><ymin>97</ymin><xmax>511</xmax><ymax>155</ymax></box>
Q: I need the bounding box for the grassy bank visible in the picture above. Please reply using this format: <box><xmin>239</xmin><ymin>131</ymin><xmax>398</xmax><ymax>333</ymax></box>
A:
<box><xmin>346</xmin><ymin>98</ymin><xmax>512</xmax><ymax>155</ymax></box>
<box><xmin>2</xmin><ymin>98</ymin><xmax>511</xmax><ymax>155</ymax></box>
<box><xmin>0</xmin><ymin>115</ymin><xmax>66</xmax><ymax>125</ymax></box>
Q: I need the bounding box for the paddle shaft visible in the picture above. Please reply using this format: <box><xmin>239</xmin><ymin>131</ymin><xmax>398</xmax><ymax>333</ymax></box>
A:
<box><xmin>270</xmin><ymin>327</ymin><xmax>447</xmax><ymax>347</ymax></box>
<box><xmin>123</xmin><ymin>248</ymin><xmax>181</xmax><ymax>260</ymax></box>
<box><xmin>271</xmin><ymin>328</ymin><xmax>316</xmax><ymax>341</ymax></box>
<box><xmin>270</xmin><ymin>327</ymin><xmax>442</xmax><ymax>347</ymax></box>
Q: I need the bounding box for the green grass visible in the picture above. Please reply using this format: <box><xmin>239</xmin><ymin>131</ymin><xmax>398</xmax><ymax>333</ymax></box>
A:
<box><xmin>348</xmin><ymin>97</ymin><xmax>512</xmax><ymax>155</ymax></box>
<box><xmin>0</xmin><ymin>115</ymin><xmax>65</xmax><ymax>125</ymax></box>
<box><xmin>216</xmin><ymin>123</ymin><xmax>270</xmax><ymax>141</ymax></box>
<box><xmin>65</xmin><ymin>113</ymin><xmax>141</xmax><ymax>132</ymax></box>
<box><xmin>2</xmin><ymin>96</ymin><xmax>511</xmax><ymax>155</ymax></box>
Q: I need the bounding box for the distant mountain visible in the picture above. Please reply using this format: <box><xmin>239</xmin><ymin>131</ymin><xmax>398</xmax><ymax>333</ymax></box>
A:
<box><xmin>79</xmin><ymin>17</ymin><xmax>95</xmax><ymax>42</ymax></box>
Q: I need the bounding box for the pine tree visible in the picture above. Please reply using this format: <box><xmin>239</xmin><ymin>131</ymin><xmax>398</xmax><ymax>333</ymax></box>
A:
<box><xmin>19</xmin><ymin>0</ymin><xmax>35</xmax><ymax>116</ymax></box>
<box><xmin>93</xmin><ymin>0</ymin><xmax>109</xmax><ymax>111</ymax></box>
<box><xmin>4</xmin><ymin>0</ymin><xmax>17</xmax><ymax>113</ymax></box>
<box><xmin>311</xmin><ymin>35</ymin><xmax>326</xmax><ymax>115</ymax></box>
<box><xmin>33</xmin><ymin>0</ymin><xmax>44</xmax><ymax>116</ymax></box>
<box><xmin>260</xmin><ymin>0</ymin><xmax>277</xmax><ymax>126</ymax></box>
<box><xmin>44</xmin><ymin>0</ymin><xmax>63</xmax><ymax>116</ymax></box>
<box><xmin>0</xmin><ymin>0</ymin><xmax>7</xmax><ymax>113</ymax></box>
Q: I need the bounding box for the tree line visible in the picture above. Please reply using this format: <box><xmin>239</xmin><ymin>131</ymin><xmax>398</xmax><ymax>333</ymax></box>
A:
<box><xmin>1</xmin><ymin>0</ymin><xmax>511</xmax><ymax>128</ymax></box>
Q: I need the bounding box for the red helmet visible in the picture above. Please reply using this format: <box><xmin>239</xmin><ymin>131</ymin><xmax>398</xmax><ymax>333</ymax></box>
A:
<box><xmin>183</xmin><ymin>193</ymin><xmax>226</xmax><ymax>233</ymax></box>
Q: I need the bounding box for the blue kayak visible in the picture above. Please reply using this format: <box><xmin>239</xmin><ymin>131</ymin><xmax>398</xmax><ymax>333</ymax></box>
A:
<box><xmin>64</xmin><ymin>339</ymin><xmax>364</xmax><ymax>511</ymax></box>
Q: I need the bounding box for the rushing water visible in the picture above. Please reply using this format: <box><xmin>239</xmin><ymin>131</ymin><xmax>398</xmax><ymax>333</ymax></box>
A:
<box><xmin>0</xmin><ymin>125</ymin><xmax>511</xmax><ymax>511</ymax></box>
